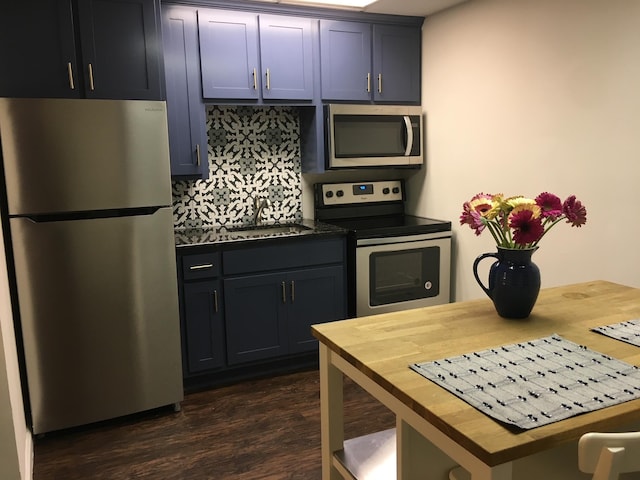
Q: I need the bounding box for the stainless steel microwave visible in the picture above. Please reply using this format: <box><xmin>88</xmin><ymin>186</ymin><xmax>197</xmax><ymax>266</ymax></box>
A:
<box><xmin>325</xmin><ymin>104</ymin><xmax>423</xmax><ymax>169</ymax></box>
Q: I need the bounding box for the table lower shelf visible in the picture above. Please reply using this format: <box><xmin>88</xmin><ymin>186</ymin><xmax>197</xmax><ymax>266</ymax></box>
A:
<box><xmin>333</xmin><ymin>428</ymin><xmax>397</xmax><ymax>480</ymax></box>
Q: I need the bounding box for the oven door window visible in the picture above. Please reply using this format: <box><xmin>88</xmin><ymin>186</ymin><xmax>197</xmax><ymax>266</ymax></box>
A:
<box><xmin>369</xmin><ymin>246</ymin><xmax>440</xmax><ymax>306</ymax></box>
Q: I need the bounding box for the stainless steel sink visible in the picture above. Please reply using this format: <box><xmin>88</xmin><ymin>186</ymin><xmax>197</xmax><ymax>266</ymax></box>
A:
<box><xmin>227</xmin><ymin>223</ymin><xmax>312</xmax><ymax>236</ymax></box>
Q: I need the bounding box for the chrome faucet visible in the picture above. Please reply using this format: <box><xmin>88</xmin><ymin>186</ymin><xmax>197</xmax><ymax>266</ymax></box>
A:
<box><xmin>253</xmin><ymin>196</ymin><xmax>271</xmax><ymax>225</ymax></box>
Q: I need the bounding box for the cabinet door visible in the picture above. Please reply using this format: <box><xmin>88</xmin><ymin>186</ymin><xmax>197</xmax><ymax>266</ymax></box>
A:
<box><xmin>319</xmin><ymin>20</ymin><xmax>371</xmax><ymax>102</ymax></box>
<box><xmin>162</xmin><ymin>6</ymin><xmax>209</xmax><ymax>178</ymax></box>
<box><xmin>198</xmin><ymin>10</ymin><xmax>260</xmax><ymax>99</ymax></box>
<box><xmin>0</xmin><ymin>0</ymin><xmax>80</xmax><ymax>98</ymax></box>
<box><xmin>224</xmin><ymin>273</ymin><xmax>288</xmax><ymax>365</ymax></box>
<box><xmin>372</xmin><ymin>24</ymin><xmax>421</xmax><ymax>103</ymax></box>
<box><xmin>287</xmin><ymin>266</ymin><xmax>346</xmax><ymax>353</ymax></box>
<box><xmin>76</xmin><ymin>0</ymin><xmax>162</xmax><ymax>99</ymax></box>
<box><xmin>183</xmin><ymin>280</ymin><xmax>226</xmax><ymax>373</ymax></box>
<box><xmin>259</xmin><ymin>15</ymin><xmax>314</xmax><ymax>100</ymax></box>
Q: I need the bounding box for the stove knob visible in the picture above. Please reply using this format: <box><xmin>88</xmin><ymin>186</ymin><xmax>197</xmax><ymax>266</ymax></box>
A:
<box><xmin>392</xmin><ymin>187</ymin><xmax>400</xmax><ymax>194</ymax></box>
<box><xmin>383</xmin><ymin>187</ymin><xmax>390</xmax><ymax>194</ymax></box>
<box><xmin>336</xmin><ymin>190</ymin><xmax>344</xmax><ymax>197</ymax></box>
<box><xmin>325</xmin><ymin>191</ymin><xmax>334</xmax><ymax>198</ymax></box>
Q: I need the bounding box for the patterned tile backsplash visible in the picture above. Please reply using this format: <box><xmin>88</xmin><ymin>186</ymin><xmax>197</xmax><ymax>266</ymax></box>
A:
<box><xmin>172</xmin><ymin>105</ymin><xmax>302</xmax><ymax>229</ymax></box>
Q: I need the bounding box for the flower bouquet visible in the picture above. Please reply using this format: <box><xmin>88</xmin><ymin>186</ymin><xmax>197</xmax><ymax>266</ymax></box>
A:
<box><xmin>460</xmin><ymin>192</ymin><xmax>587</xmax><ymax>249</ymax></box>
<box><xmin>461</xmin><ymin>192</ymin><xmax>587</xmax><ymax>318</ymax></box>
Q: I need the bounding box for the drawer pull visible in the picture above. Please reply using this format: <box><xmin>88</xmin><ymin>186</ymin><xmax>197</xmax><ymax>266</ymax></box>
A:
<box><xmin>88</xmin><ymin>63</ymin><xmax>95</xmax><ymax>91</ymax></box>
<box><xmin>189</xmin><ymin>263</ymin><xmax>214</xmax><ymax>271</ymax></box>
<box><xmin>67</xmin><ymin>62</ymin><xmax>75</xmax><ymax>90</ymax></box>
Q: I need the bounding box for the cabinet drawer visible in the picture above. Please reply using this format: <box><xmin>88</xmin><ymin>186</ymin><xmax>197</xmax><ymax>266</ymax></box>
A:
<box><xmin>224</xmin><ymin>237</ymin><xmax>345</xmax><ymax>275</ymax></box>
<box><xmin>182</xmin><ymin>252</ymin><xmax>221</xmax><ymax>280</ymax></box>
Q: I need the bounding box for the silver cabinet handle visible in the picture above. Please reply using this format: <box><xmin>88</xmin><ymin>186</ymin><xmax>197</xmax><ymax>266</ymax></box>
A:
<box><xmin>253</xmin><ymin>68</ymin><xmax>257</xmax><ymax>90</ymax></box>
<box><xmin>378</xmin><ymin>73</ymin><xmax>382</xmax><ymax>93</ymax></box>
<box><xmin>266</xmin><ymin>68</ymin><xmax>271</xmax><ymax>90</ymax></box>
<box><xmin>290</xmin><ymin>281</ymin><xmax>295</xmax><ymax>303</ymax></box>
<box><xmin>281</xmin><ymin>281</ymin><xmax>286</xmax><ymax>303</ymax></box>
<box><xmin>366</xmin><ymin>73</ymin><xmax>371</xmax><ymax>93</ymax></box>
<box><xmin>88</xmin><ymin>63</ymin><xmax>95</xmax><ymax>91</ymax></box>
<box><xmin>189</xmin><ymin>263</ymin><xmax>213</xmax><ymax>270</ymax></box>
<box><xmin>195</xmin><ymin>143</ymin><xmax>201</xmax><ymax>167</ymax></box>
<box><xmin>213</xmin><ymin>290</ymin><xmax>219</xmax><ymax>313</ymax></box>
<box><xmin>67</xmin><ymin>62</ymin><xmax>75</xmax><ymax>90</ymax></box>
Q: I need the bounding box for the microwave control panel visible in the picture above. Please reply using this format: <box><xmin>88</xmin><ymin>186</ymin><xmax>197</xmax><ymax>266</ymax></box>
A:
<box><xmin>318</xmin><ymin>180</ymin><xmax>403</xmax><ymax>206</ymax></box>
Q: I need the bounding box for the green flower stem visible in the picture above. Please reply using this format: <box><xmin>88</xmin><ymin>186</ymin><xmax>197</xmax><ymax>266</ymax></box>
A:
<box><xmin>530</xmin><ymin>216</ymin><xmax>565</xmax><ymax>248</ymax></box>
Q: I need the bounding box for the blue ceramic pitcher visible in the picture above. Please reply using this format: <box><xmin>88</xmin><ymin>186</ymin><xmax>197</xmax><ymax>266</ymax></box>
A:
<box><xmin>473</xmin><ymin>247</ymin><xmax>541</xmax><ymax>319</ymax></box>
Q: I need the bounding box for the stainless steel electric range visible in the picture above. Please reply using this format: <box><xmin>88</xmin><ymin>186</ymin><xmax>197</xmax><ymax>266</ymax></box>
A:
<box><xmin>314</xmin><ymin>180</ymin><xmax>452</xmax><ymax>318</ymax></box>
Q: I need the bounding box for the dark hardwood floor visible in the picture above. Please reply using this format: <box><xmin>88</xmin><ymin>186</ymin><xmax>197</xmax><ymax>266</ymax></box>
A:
<box><xmin>33</xmin><ymin>368</ymin><xmax>395</xmax><ymax>479</ymax></box>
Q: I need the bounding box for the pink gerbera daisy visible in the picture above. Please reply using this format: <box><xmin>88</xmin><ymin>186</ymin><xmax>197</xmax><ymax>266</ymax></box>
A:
<box><xmin>535</xmin><ymin>192</ymin><xmax>563</xmax><ymax>219</ymax></box>
<box><xmin>563</xmin><ymin>195</ymin><xmax>587</xmax><ymax>227</ymax></box>
<box><xmin>509</xmin><ymin>209</ymin><xmax>544</xmax><ymax>245</ymax></box>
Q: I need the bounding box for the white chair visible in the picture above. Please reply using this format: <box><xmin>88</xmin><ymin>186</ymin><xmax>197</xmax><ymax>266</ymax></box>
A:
<box><xmin>448</xmin><ymin>431</ymin><xmax>640</xmax><ymax>480</ymax></box>
<box><xmin>578</xmin><ymin>431</ymin><xmax>640</xmax><ymax>480</ymax></box>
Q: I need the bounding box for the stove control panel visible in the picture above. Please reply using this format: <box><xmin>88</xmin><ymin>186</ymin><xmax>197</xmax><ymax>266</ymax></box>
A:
<box><xmin>319</xmin><ymin>180</ymin><xmax>403</xmax><ymax>206</ymax></box>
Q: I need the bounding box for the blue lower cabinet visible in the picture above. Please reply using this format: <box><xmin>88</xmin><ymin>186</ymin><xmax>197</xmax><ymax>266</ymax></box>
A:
<box><xmin>224</xmin><ymin>265</ymin><xmax>345</xmax><ymax>364</ymax></box>
<box><xmin>287</xmin><ymin>266</ymin><xmax>345</xmax><ymax>353</ymax></box>
<box><xmin>178</xmin><ymin>236</ymin><xmax>346</xmax><ymax>383</ymax></box>
<box><xmin>183</xmin><ymin>280</ymin><xmax>225</xmax><ymax>373</ymax></box>
<box><xmin>224</xmin><ymin>272</ymin><xmax>289</xmax><ymax>365</ymax></box>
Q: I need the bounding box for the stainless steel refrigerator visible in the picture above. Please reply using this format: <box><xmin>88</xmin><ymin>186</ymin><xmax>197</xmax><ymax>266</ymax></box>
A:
<box><xmin>0</xmin><ymin>98</ymin><xmax>183</xmax><ymax>434</ymax></box>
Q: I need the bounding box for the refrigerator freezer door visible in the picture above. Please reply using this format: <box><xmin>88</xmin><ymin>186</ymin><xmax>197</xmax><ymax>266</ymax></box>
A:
<box><xmin>10</xmin><ymin>207</ymin><xmax>182</xmax><ymax>434</ymax></box>
<box><xmin>0</xmin><ymin>98</ymin><xmax>172</xmax><ymax>215</ymax></box>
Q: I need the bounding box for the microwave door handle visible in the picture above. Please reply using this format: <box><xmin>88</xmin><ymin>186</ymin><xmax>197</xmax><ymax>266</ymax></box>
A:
<box><xmin>403</xmin><ymin>115</ymin><xmax>414</xmax><ymax>156</ymax></box>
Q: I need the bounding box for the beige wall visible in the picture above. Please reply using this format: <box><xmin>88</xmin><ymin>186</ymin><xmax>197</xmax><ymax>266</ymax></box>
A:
<box><xmin>0</xmin><ymin>219</ymin><xmax>32</xmax><ymax>479</ymax></box>
<box><xmin>408</xmin><ymin>0</ymin><xmax>640</xmax><ymax>301</ymax></box>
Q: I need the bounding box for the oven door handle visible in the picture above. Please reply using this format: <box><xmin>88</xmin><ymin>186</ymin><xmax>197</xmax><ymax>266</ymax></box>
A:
<box><xmin>356</xmin><ymin>232</ymin><xmax>451</xmax><ymax>247</ymax></box>
<box><xmin>403</xmin><ymin>115</ymin><xmax>414</xmax><ymax>156</ymax></box>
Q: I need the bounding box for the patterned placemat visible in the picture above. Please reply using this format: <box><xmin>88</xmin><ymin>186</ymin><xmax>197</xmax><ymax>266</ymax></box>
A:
<box><xmin>410</xmin><ymin>334</ymin><xmax>640</xmax><ymax>430</ymax></box>
<box><xmin>592</xmin><ymin>319</ymin><xmax>640</xmax><ymax>347</ymax></box>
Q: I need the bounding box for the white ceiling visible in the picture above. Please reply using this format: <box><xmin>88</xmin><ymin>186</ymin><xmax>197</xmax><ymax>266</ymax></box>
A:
<box><xmin>362</xmin><ymin>0</ymin><xmax>468</xmax><ymax>16</ymax></box>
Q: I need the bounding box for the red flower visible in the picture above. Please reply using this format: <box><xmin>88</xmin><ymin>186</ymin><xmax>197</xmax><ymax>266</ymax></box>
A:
<box><xmin>563</xmin><ymin>195</ymin><xmax>587</xmax><ymax>227</ymax></box>
<box><xmin>535</xmin><ymin>192</ymin><xmax>563</xmax><ymax>219</ymax></box>
<box><xmin>509</xmin><ymin>210</ymin><xmax>544</xmax><ymax>245</ymax></box>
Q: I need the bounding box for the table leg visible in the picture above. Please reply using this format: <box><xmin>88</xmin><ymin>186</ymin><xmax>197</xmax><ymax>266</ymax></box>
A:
<box><xmin>319</xmin><ymin>343</ymin><xmax>345</xmax><ymax>480</ymax></box>
<box><xmin>397</xmin><ymin>418</ymin><xmax>458</xmax><ymax>479</ymax></box>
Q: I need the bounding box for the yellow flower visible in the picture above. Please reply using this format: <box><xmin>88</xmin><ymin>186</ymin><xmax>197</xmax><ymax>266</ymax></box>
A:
<box><xmin>484</xmin><ymin>194</ymin><xmax>504</xmax><ymax>220</ymax></box>
<box><xmin>509</xmin><ymin>203</ymin><xmax>541</xmax><ymax>221</ymax></box>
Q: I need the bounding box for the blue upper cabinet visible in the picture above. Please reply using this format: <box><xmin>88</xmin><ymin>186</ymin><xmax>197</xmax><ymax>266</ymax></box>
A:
<box><xmin>162</xmin><ymin>5</ymin><xmax>209</xmax><ymax>178</ymax></box>
<box><xmin>197</xmin><ymin>10</ymin><xmax>260</xmax><ymax>99</ymax></box>
<box><xmin>0</xmin><ymin>0</ymin><xmax>78</xmax><ymax>98</ymax></box>
<box><xmin>319</xmin><ymin>20</ymin><xmax>421</xmax><ymax>104</ymax></box>
<box><xmin>76</xmin><ymin>0</ymin><xmax>163</xmax><ymax>99</ymax></box>
<box><xmin>258</xmin><ymin>15</ymin><xmax>314</xmax><ymax>101</ymax></box>
<box><xmin>0</xmin><ymin>0</ymin><xmax>162</xmax><ymax>99</ymax></box>
<box><xmin>372</xmin><ymin>24</ymin><xmax>421</xmax><ymax>103</ymax></box>
<box><xmin>319</xmin><ymin>20</ymin><xmax>371</xmax><ymax>102</ymax></box>
<box><xmin>198</xmin><ymin>9</ymin><xmax>314</xmax><ymax>101</ymax></box>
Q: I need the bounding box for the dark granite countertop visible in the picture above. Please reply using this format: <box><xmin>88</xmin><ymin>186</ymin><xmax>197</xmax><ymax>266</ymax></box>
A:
<box><xmin>174</xmin><ymin>219</ymin><xmax>347</xmax><ymax>248</ymax></box>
